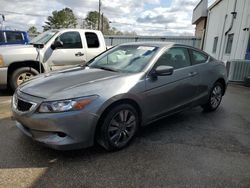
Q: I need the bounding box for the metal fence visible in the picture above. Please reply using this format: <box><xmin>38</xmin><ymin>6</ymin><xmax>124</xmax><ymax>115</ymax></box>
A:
<box><xmin>29</xmin><ymin>34</ymin><xmax>201</xmax><ymax>48</ymax></box>
<box><xmin>104</xmin><ymin>35</ymin><xmax>201</xmax><ymax>48</ymax></box>
<box><xmin>227</xmin><ymin>60</ymin><xmax>250</xmax><ymax>82</ymax></box>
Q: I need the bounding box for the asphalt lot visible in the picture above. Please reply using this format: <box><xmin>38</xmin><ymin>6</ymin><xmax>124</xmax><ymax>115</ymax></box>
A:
<box><xmin>0</xmin><ymin>84</ymin><xmax>250</xmax><ymax>188</ymax></box>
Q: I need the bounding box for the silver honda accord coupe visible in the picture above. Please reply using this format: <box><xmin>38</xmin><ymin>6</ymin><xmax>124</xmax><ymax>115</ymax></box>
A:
<box><xmin>12</xmin><ymin>42</ymin><xmax>227</xmax><ymax>151</ymax></box>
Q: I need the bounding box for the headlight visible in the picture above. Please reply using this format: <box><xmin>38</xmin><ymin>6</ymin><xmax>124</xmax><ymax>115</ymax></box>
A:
<box><xmin>38</xmin><ymin>96</ymin><xmax>98</xmax><ymax>113</ymax></box>
<box><xmin>0</xmin><ymin>55</ymin><xmax>4</xmax><ymax>67</ymax></box>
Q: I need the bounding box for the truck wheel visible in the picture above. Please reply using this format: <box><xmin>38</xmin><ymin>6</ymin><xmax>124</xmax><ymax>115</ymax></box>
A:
<box><xmin>10</xmin><ymin>67</ymin><xmax>39</xmax><ymax>91</ymax></box>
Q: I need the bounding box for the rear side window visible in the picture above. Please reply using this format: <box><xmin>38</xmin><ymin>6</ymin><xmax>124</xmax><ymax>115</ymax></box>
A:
<box><xmin>155</xmin><ymin>47</ymin><xmax>191</xmax><ymax>69</ymax></box>
<box><xmin>85</xmin><ymin>32</ymin><xmax>99</xmax><ymax>48</ymax></box>
<box><xmin>190</xmin><ymin>50</ymin><xmax>208</xmax><ymax>65</ymax></box>
<box><xmin>56</xmin><ymin>31</ymin><xmax>82</xmax><ymax>49</ymax></box>
<box><xmin>6</xmin><ymin>31</ymin><xmax>23</xmax><ymax>42</ymax></box>
<box><xmin>0</xmin><ymin>32</ymin><xmax>4</xmax><ymax>42</ymax></box>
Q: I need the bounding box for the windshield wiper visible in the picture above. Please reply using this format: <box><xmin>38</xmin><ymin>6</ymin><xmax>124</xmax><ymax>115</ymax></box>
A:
<box><xmin>92</xmin><ymin>66</ymin><xmax>119</xmax><ymax>72</ymax></box>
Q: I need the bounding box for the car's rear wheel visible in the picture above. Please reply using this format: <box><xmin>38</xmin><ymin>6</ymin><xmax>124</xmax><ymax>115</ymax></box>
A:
<box><xmin>10</xmin><ymin>67</ymin><xmax>39</xmax><ymax>91</ymax></box>
<box><xmin>202</xmin><ymin>82</ymin><xmax>224</xmax><ymax>112</ymax></box>
<box><xmin>98</xmin><ymin>104</ymin><xmax>139</xmax><ymax>151</ymax></box>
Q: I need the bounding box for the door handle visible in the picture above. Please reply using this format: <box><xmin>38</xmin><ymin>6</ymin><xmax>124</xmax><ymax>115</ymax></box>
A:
<box><xmin>75</xmin><ymin>52</ymin><xmax>84</xmax><ymax>56</ymax></box>
<box><xmin>188</xmin><ymin>71</ymin><xmax>198</xmax><ymax>77</ymax></box>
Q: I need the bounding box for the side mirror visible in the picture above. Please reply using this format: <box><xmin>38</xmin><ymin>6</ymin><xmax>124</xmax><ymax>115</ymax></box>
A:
<box><xmin>51</xmin><ymin>40</ymin><xmax>63</xmax><ymax>50</ymax></box>
<box><xmin>155</xmin><ymin>65</ymin><xmax>174</xmax><ymax>76</ymax></box>
<box><xmin>33</xmin><ymin>43</ymin><xmax>44</xmax><ymax>49</ymax></box>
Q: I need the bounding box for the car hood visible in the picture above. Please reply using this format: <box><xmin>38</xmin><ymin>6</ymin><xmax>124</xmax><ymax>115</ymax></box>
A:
<box><xmin>19</xmin><ymin>67</ymin><xmax>125</xmax><ymax>99</ymax></box>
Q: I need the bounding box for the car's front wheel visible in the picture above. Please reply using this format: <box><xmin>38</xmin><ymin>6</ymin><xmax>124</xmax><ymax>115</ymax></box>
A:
<box><xmin>98</xmin><ymin>104</ymin><xmax>139</xmax><ymax>151</ymax></box>
<box><xmin>202</xmin><ymin>82</ymin><xmax>224</xmax><ymax>112</ymax></box>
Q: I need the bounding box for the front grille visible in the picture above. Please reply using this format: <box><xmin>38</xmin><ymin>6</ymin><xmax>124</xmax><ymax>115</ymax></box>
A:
<box><xmin>17</xmin><ymin>98</ymin><xmax>33</xmax><ymax>112</ymax></box>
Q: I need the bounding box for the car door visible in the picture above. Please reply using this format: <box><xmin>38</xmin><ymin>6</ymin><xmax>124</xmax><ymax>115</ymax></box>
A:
<box><xmin>188</xmin><ymin>49</ymin><xmax>210</xmax><ymax>102</ymax></box>
<box><xmin>47</xmin><ymin>31</ymin><xmax>86</xmax><ymax>70</ymax></box>
<box><xmin>144</xmin><ymin>47</ymin><xmax>200</xmax><ymax>121</ymax></box>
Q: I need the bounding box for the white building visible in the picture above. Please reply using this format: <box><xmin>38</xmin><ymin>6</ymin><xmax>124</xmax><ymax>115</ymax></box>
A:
<box><xmin>193</xmin><ymin>0</ymin><xmax>250</xmax><ymax>61</ymax></box>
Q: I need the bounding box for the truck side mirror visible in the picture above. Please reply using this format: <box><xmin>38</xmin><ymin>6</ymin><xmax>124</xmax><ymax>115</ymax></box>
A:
<box><xmin>33</xmin><ymin>43</ymin><xmax>44</xmax><ymax>49</ymax></box>
<box><xmin>51</xmin><ymin>40</ymin><xmax>63</xmax><ymax>50</ymax></box>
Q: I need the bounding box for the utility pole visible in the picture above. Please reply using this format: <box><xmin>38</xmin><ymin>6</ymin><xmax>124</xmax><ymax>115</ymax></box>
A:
<box><xmin>101</xmin><ymin>13</ymin><xmax>104</xmax><ymax>33</ymax></box>
<box><xmin>0</xmin><ymin>14</ymin><xmax>5</xmax><ymax>30</ymax></box>
<box><xmin>98</xmin><ymin>0</ymin><xmax>101</xmax><ymax>30</ymax></box>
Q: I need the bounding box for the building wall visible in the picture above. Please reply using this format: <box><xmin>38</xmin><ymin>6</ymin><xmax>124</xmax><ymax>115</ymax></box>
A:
<box><xmin>204</xmin><ymin>0</ymin><xmax>250</xmax><ymax>61</ymax></box>
<box><xmin>194</xmin><ymin>18</ymin><xmax>206</xmax><ymax>38</ymax></box>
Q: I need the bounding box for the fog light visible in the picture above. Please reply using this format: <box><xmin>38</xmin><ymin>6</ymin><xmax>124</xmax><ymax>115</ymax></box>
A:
<box><xmin>57</xmin><ymin>132</ymin><xmax>66</xmax><ymax>138</ymax></box>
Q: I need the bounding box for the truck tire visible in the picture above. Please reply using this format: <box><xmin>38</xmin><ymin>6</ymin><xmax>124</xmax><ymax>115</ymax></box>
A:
<box><xmin>10</xmin><ymin>67</ymin><xmax>39</xmax><ymax>91</ymax></box>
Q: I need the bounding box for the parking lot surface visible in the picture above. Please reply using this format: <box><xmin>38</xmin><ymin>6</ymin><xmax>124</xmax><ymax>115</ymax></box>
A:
<box><xmin>0</xmin><ymin>84</ymin><xmax>250</xmax><ymax>188</ymax></box>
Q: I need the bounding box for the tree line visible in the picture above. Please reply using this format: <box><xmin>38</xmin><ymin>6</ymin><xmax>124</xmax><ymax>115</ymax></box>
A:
<box><xmin>28</xmin><ymin>8</ymin><xmax>137</xmax><ymax>36</ymax></box>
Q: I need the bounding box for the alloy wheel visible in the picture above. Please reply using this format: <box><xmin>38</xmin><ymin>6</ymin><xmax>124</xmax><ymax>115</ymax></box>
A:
<box><xmin>210</xmin><ymin>85</ymin><xmax>222</xmax><ymax>109</ymax></box>
<box><xmin>17</xmin><ymin>72</ymin><xmax>34</xmax><ymax>86</ymax></box>
<box><xmin>108</xmin><ymin>109</ymin><xmax>137</xmax><ymax>147</ymax></box>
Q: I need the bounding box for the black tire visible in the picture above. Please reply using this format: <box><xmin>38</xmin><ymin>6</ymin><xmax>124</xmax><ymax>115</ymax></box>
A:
<box><xmin>98</xmin><ymin>104</ymin><xmax>139</xmax><ymax>151</ymax></box>
<box><xmin>10</xmin><ymin>67</ymin><xmax>39</xmax><ymax>91</ymax></box>
<box><xmin>202</xmin><ymin>82</ymin><xmax>224</xmax><ymax>112</ymax></box>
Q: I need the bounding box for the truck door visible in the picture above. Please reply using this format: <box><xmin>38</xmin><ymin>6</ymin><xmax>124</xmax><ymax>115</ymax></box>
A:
<box><xmin>47</xmin><ymin>31</ymin><xmax>86</xmax><ymax>70</ymax></box>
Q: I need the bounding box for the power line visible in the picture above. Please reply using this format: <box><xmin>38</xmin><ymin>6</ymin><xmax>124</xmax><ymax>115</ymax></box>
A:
<box><xmin>0</xmin><ymin>10</ymin><xmax>48</xmax><ymax>17</ymax></box>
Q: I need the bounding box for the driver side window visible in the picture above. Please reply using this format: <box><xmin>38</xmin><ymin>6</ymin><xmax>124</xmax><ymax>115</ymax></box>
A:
<box><xmin>155</xmin><ymin>47</ymin><xmax>191</xmax><ymax>69</ymax></box>
<box><xmin>55</xmin><ymin>32</ymin><xmax>82</xmax><ymax>49</ymax></box>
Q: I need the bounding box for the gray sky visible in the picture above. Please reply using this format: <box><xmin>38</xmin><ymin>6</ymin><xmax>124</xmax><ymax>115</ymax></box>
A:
<box><xmin>0</xmin><ymin>0</ymin><xmax>202</xmax><ymax>36</ymax></box>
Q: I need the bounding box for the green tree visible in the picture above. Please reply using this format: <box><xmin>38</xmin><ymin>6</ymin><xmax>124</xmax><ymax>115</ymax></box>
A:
<box><xmin>85</xmin><ymin>11</ymin><xmax>113</xmax><ymax>35</ymax></box>
<box><xmin>85</xmin><ymin>11</ymin><xmax>99</xmax><ymax>30</ymax></box>
<box><xmin>43</xmin><ymin>8</ymin><xmax>77</xmax><ymax>31</ymax></box>
<box><xmin>28</xmin><ymin>26</ymin><xmax>38</xmax><ymax>34</ymax></box>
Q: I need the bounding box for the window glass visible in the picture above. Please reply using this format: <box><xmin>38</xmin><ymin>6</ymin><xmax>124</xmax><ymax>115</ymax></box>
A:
<box><xmin>212</xmin><ymin>37</ymin><xmax>218</xmax><ymax>53</ymax></box>
<box><xmin>0</xmin><ymin>32</ymin><xmax>4</xmax><ymax>42</ymax></box>
<box><xmin>6</xmin><ymin>31</ymin><xmax>23</xmax><ymax>42</ymax></box>
<box><xmin>225</xmin><ymin>33</ymin><xmax>234</xmax><ymax>54</ymax></box>
<box><xmin>85</xmin><ymin>32</ymin><xmax>99</xmax><ymax>48</ymax></box>
<box><xmin>30</xmin><ymin>30</ymin><xmax>58</xmax><ymax>44</ymax></box>
<box><xmin>155</xmin><ymin>47</ymin><xmax>191</xmax><ymax>69</ymax></box>
<box><xmin>56</xmin><ymin>32</ymin><xmax>82</xmax><ymax>49</ymax></box>
<box><xmin>88</xmin><ymin>45</ymin><xmax>158</xmax><ymax>73</ymax></box>
<box><xmin>191</xmin><ymin>50</ymin><xmax>208</xmax><ymax>65</ymax></box>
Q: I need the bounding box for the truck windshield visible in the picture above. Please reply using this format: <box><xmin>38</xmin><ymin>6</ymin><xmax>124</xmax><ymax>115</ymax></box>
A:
<box><xmin>30</xmin><ymin>30</ymin><xmax>58</xmax><ymax>44</ymax></box>
<box><xmin>88</xmin><ymin>45</ymin><xmax>159</xmax><ymax>73</ymax></box>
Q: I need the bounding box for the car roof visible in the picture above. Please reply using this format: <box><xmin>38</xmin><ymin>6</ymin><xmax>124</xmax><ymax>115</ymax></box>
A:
<box><xmin>118</xmin><ymin>41</ymin><xmax>197</xmax><ymax>48</ymax></box>
<box><xmin>117</xmin><ymin>41</ymin><xmax>174</xmax><ymax>48</ymax></box>
<box><xmin>117</xmin><ymin>41</ymin><xmax>211</xmax><ymax>57</ymax></box>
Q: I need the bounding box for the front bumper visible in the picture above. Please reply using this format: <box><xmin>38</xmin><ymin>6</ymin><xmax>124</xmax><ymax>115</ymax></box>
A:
<box><xmin>0</xmin><ymin>67</ymin><xmax>8</xmax><ymax>88</ymax></box>
<box><xmin>12</xmin><ymin>92</ymin><xmax>100</xmax><ymax>150</ymax></box>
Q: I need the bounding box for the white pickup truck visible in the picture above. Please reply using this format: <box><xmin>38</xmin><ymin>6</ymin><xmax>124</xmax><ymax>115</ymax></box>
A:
<box><xmin>0</xmin><ymin>29</ymin><xmax>107</xmax><ymax>90</ymax></box>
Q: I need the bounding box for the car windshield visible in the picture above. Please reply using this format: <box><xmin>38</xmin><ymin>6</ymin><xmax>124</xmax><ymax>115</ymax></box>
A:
<box><xmin>30</xmin><ymin>30</ymin><xmax>58</xmax><ymax>44</ymax></box>
<box><xmin>88</xmin><ymin>45</ymin><xmax>158</xmax><ymax>73</ymax></box>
